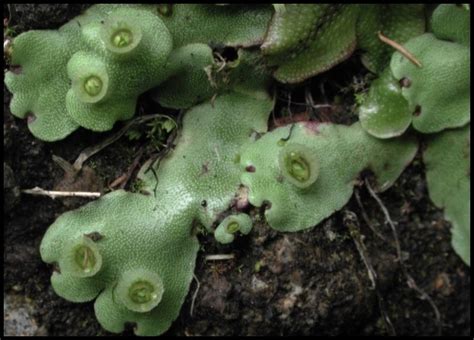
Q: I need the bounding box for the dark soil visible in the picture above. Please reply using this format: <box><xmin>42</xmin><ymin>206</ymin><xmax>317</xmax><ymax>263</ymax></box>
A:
<box><xmin>3</xmin><ymin>4</ymin><xmax>470</xmax><ymax>337</ymax></box>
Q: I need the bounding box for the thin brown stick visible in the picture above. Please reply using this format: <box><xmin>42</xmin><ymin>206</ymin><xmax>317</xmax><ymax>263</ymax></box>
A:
<box><xmin>73</xmin><ymin>114</ymin><xmax>167</xmax><ymax>171</ymax></box>
<box><xmin>354</xmin><ymin>188</ymin><xmax>388</xmax><ymax>243</ymax></box>
<box><xmin>204</xmin><ymin>254</ymin><xmax>235</xmax><ymax>261</ymax></box>
<box><xmin>287</xmin><ymin>91</ymin><xmax>293</xmax><ymax>119</ymax></box>
<box><xmin>4</xmin><ymin>38</ymin><xmax>12</xmax><ymax>58</ymax></box>
<box><xmin>213</xmin><ymin>52</ymin><xmax>227</xmax><ymax>72</ymax></box>
<box><xmin>21</xmin><ymin>187</ymin><xmax>101</xmax><ymax>199</ymax></box>
<box><xmin>344</xmin><ymin>210</ymin><xmax>377</xmax><ymax>289</ymax></box>
<box><xmin>365</xmin><ymin>179</ymin><xmax>442</xmax><ymax>335</ymax></box>
<box><xmin>108</xmin><ymin>174</ymin><xmax>128</xmax><ymax>190</ymax></box>
<box><xmin>378</xmin><ymin>31</ymin><xmax>422</xmax><ymax>68</ymax></box>
<box><xmin>119</xmin><ymin>146</ymin><xmax>146</xmax><ymax>190</ymax></box>
<box><xmin>52</xmin><ymin>155</ymin><xmax>77</xmax><ymax>176</ymax></box>
<box><xmin>343</xmin><ymin>209</ymin><xmax>396</xmax><ymax>335</ymax></box>
<box><xmin>190</xmin><ymin>273</ymin><xmax>200</xmax><ymax>317</ymax></box>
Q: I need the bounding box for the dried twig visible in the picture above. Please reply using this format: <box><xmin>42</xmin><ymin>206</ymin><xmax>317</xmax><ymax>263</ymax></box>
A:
<box><xmin>344</xmin><ymin>210</ymin><xmax>378</xmax><ymax>289</ymax></box>
<box><xmin>378</xmin><ymin>31</ymin><xmax>422</xmax><ymax>68</ymax></box>
<box><xmin>108</xmin><ymin>174</ymin><xmax>127</xmax><ymax>190</ymax></box>
<box><xmin>204</xmin><ymin>254</ymin><xmax>235</xmax><ymax>261</ymax></box>
<box><xmin>7</xmin><ymin>4</ymin><xmax>14</xmax><ymax>26</ymax></box>
<box><xmin>276</xmin><ymin>93</ymin><xmax>332</xmax><ymax>108</ymax></box>
<box><xmin>305</xmin><ymin>87</ymin><xmax>333</xmax><ymax>108</ymax></box>
<box><xmin>4</xmin><ymin>38</ymin><xmax>12</xmax><ymax>57</ymax></box>
<box><xmin>286</xmin><ymin>91</ymin><xmax>293</xmax><ymax>119</ymax></box>
<box><xmin>210</xmin><ymin>93</ymin><xmax>217</xmax><ymax>108</ymax></box>
<box><xmin>52</xmin><ymin>155</ymin><xmax>78</xmax><ymax>178</ymax></box>
<box><xmin>365</xmin><ymin>180</ymin><xmax>403</xmax><ymax>261</ymax></box>
<box><xmin>213</xmin><ymin>52</ymin><xmax>227</xmax><ymax>72</ymax></box>
<box><xmin>354</xmin><ymin>188</ymin><xmax>388</xmax><ymax>243</ymax></box>
<box><xmin>120</xmin><ymin>149</ymin><xmax>145</xmax><ymax>189</ymax></box>
<box><xmin>22</xmin><ymin>187</ymin><xmax>101</xmax><ymax>199</ymax></box>
<box><xmin>73</xmin><ymin>114</ymin><xmax>167</xmax><ymax>171</ymax></box>
<box><xmin>109</xmin><ymin>146</ymin><xmax>145</xmax><ymax>189</ymax></box>
<box><xmin>305</xmin><ymin>86</ymin><xmax>334</xmax><ymax>122</ymax></box>
<box><xmin>344</xmin><ymin>210</ymin><xmax>396</xmax><ymax>335</ymax></box>
<box><xmin>365</xmin><ymin>179</ymin><xmax>442</xmax><ymax>335</ymax></box>
<box><xmin>190</xmin><ymin>273</ymin><xmax>200</xmax><ymax>317</ymax></box>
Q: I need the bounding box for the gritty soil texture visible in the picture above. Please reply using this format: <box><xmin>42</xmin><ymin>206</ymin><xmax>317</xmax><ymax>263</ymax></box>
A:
<box><xmin>3</xmin><ymin>4</ymin><xmax>470</xmax><ymax>337</ymax></box>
